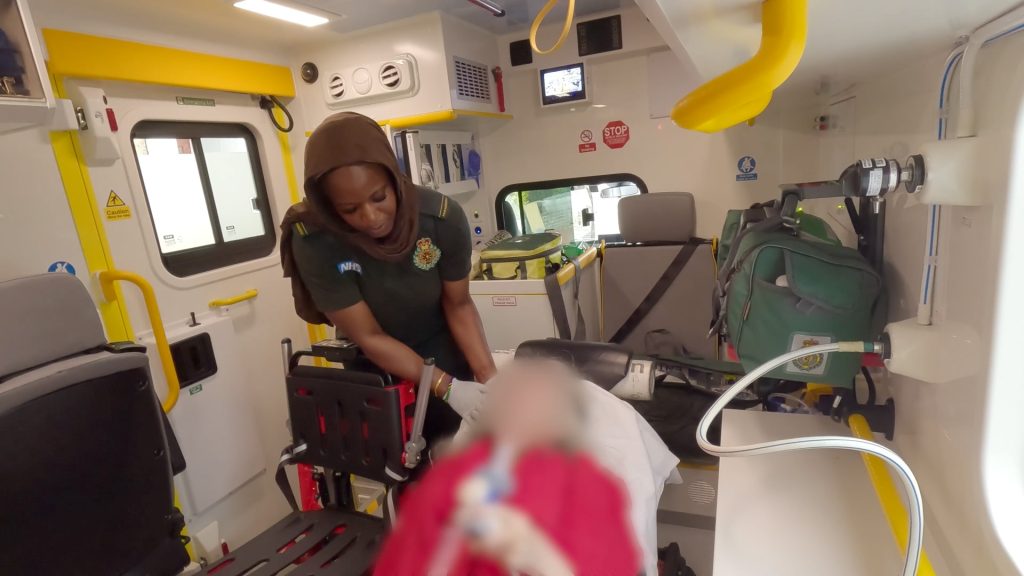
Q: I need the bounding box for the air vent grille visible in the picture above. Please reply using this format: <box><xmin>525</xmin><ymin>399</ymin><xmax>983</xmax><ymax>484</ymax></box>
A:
<box><xmin>687</xmin><ymin>481</ymin><xmax>717</xmax><ymax>505</ymax></box>
<box><xmin>453</xmin><ymin>56</ymin><xmax>491</xmax><ymax>103</ymax></box>
<box><xmin>327</xmin><ymin>74</ymin><xmax>345</xmax><ymax>100</ymax></box>
<box><xmin>379</xmin><ymin>63</ymin><xmax>402</xmax><ymax>89</ymax></box>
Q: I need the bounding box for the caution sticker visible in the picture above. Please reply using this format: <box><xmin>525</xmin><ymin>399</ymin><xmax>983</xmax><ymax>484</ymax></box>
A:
<box><xmin>105</xmin><ymin>190</ymin><xmax>131</xmax><ymax>221</ymax></box>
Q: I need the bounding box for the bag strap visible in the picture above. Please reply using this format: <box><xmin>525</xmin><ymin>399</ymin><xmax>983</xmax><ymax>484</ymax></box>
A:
<box><xmin>569</xmin><ymin>258</ymin><xmax>586</xmax><ymax>341</ymax></box>
<box><xmin>545</xmin><ymin>259</ymin><xmax>587</xmax><ymax>340</ymax></box>
<box><xmin>276</xmin><ymin>444</ymin><xmax>306</xmax><ymax>512</ymax></box>
<box><xmin>610</xmin><ymin>241</ymin><xmax>699</xmax><ymax>344</ymax></box>
<box><xmin>709</xmin><ymin>215</ymin><xmax>784</xmax><ymax>336</ymax></box>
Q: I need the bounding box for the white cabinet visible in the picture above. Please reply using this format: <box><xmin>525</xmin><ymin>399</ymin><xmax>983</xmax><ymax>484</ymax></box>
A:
<box><xmin>0</xmin><ymin>0</ymin><xmax>55</xmax><ymax>126</ymax></box>
<box><xmin>469</xmin><ymin>259</ymin><xmax>602</xmax><ymax>350</ymax></box>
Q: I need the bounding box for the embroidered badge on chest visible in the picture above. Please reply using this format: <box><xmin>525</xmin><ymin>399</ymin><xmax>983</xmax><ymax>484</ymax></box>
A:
<box><xmin>413</xmin><ymin>237</ymin><xmax>441</xmax><ymax>271</ymax></box>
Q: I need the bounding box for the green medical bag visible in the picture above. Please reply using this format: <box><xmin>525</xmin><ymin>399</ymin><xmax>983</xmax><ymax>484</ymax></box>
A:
<box><xmin>717</xmin><ymin>206</ymin><xmax>838</xmax><ymax>269</ymax></box>
<box><xmin>714</xmin><ymin>206</ymin><xmax>881</xmax><ymax>387</ymax></box>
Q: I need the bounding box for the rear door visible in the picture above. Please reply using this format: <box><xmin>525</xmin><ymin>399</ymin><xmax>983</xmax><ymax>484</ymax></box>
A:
<box><xmin>69</xmin><ymin>78</ymin><xmax>307</xmax><ymax>549</ymax></box>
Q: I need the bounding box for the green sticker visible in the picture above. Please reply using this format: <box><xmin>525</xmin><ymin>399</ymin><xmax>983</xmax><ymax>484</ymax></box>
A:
<box><xmin>188</xmin><ymin>383</ymin><xmax>203</xmax><ymax>395</ymax></box>
<box><xmin>176</xmin><ymin>96</ymin><xmax>216</xmax><ymax>107</ymax></box>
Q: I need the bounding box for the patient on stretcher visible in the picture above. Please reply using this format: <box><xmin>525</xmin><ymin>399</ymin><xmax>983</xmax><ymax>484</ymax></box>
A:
<box><xmin>374</xmin><ymin>359</ymin><xmax>641</xmax><ymax>575</ymax></box>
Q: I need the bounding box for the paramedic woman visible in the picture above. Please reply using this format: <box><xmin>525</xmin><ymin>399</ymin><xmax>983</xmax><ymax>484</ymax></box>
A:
<box><xmin>281</xmin><ymin>112</ymin><xmax>496</xmax><ymax>438</ymax></box>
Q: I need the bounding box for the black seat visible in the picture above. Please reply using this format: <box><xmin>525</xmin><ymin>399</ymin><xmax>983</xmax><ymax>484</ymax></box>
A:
<box><xmin>0</xmin><ymin>274</ymin><xmax>413</xmax><ymax>576</ymax></box>
<box><xmin>0</xmin><ymin>274</ymin><xmax>190</xmax><ymax>576</ymax></box>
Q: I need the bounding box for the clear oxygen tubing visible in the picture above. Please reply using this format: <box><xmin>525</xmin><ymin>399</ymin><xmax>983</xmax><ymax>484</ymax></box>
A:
<box><xmin>922</xmin><ymin>11</ymin><xmax>1024</xmax><ymax>325</ymax></box>
<box><xmin>696</xmin><ymin>342</ymin><xmax>924</xmax><ymax>576</ymax></box>
<box><xmin>427</xmin><ymin>442</ymin><xmax>518</xmax><ymax>576</ymax></box>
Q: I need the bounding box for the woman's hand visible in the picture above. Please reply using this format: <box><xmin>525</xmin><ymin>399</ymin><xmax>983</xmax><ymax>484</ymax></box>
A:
<box><xmin>457</xmin><ymin>501</ymin><xmax>574</xmax><ymax>576</ymax></box>
<box><xmin>443</xmin><ymin>378</ymin><xmax>487</xmax><ymax>422</ymax></box>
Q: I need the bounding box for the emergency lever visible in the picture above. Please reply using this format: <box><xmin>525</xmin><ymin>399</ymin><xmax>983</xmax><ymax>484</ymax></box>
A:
<box><xmin>403</xmin><ymin>359</ymin><xmax>435</xmax><ymax>469</ymax></box>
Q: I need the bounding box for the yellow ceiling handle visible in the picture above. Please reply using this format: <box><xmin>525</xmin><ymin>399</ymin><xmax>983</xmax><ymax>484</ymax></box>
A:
<box><xmin>530</xmin><ymin>0</ymin><xmax>576</xmax><ymax>55</ymax></box>
<box><xmin>209</xmin><ymin>289</ymin><xmax>259</xmax><ymax>308</ymax></box>
<box><xmin>97</xmin><ymin>270</ymin><xmax>180</xmax><ymax>413</ymax></box>
<box><xmin>671</xmin><ymin>0</ymin><xmax>807</xmax><ymax>133</ymax></box>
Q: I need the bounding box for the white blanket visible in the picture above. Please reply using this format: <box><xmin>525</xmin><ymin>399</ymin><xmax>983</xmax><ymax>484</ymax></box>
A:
<box><xmin>457</xmin><ymin>352</ymin><xmax>682</xmax><ymax>575</ymax></box>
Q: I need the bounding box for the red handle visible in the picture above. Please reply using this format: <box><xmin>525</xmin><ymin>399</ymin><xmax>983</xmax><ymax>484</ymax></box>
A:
<box><xmin>492</xmin><ymin>66</ymin><xmax>506</xmax><ymax>113</ymax></box>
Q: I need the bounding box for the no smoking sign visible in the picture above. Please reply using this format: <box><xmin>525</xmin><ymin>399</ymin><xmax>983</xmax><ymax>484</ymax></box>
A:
<box><xmin>578</xmin><ymin>129</ymin><xmax>596</xmax><ymax>153</ymax></box>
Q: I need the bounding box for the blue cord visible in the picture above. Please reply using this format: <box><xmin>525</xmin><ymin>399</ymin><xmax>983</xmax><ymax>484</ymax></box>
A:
<box><xmin>928</xmin><ymin>24</ymin><xmax>1024</xmax><ymax>308</ymax></box>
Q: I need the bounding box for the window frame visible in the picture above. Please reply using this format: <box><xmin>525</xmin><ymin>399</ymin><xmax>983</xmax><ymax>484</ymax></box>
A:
<box><xmin>495</xmin><ymin>172</ymin><xmax>649</xmax><ymax>241</ymax></box>
<box><xmin>130</xmin><ymin>121</ymin><xmax>276</xmax><ymax>278</ymax></box>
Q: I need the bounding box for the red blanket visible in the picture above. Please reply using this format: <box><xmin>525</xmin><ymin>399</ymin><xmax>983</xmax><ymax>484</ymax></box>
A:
<box><xmin>374</xmin><ymin>440</ymin><xmax>641</xmax><ymax>575</ymax></box>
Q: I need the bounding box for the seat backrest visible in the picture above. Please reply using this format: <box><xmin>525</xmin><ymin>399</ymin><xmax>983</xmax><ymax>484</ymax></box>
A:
<box><xmin>0</xmin><ymin>274</ymin><xmax>188</xmax><ymax>576</ymax></box>
<box><xmin>603</xmin><ymin>193</ymin><xmax>717</xmax><ymax>359</ymax></box>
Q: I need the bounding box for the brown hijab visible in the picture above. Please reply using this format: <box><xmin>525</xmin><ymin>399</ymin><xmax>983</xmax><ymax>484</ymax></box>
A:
<box><xmin>303</xmin><ymin>112</ymin><xmax>420</xmax><ymax>261</ymax></box>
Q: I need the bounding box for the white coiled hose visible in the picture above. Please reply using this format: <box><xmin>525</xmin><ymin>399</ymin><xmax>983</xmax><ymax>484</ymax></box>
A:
<box><xmin>697</xmin><ymin>342</ymin><xmax>924</xmax><ymax>576</ymax></box>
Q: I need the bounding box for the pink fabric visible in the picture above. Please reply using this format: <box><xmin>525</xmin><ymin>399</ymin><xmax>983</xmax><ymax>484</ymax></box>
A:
<box><xmin>374</xmin><ymin>441</ymin><xmax>641</xmax><ymax>575</ymax></box>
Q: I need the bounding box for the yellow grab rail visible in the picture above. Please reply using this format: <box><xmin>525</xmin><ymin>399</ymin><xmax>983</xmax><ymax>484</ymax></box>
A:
<box><xmin>848</xmin><ymin>414</ymin><xmax>936</xmax><ymax>576</ymax></box>
<box><xmin>671</xmin><ymin>0</ymin><xmax>807</xmax><ymax>133</ymax></box>
<box><xmin>209</xmin><ymin>289</ymin><xmax>259</xmax><ymax>308</ymax></box>
<box><xmin>555</xmin><ymin>244</ymin><xmax>601</xmax><ymax>286</ymax></box>
<box><xmin>97</xmin><ymin>270</ymin><xmax>180</xmax><ymax>413</ymax></box>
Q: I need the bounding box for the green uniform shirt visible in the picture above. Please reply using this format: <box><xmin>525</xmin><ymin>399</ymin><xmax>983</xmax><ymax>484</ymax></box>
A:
<box><xmin>290</xmin><ymin>187</ymin><xmax>473</xmax><ymax>377</ymax></box>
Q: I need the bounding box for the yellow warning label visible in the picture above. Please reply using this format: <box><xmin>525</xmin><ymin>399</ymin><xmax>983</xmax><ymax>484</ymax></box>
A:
<box><xmin>105</xmin><ymin>190</ymin><xmax>131</xmax><ymax>221</ymax></box>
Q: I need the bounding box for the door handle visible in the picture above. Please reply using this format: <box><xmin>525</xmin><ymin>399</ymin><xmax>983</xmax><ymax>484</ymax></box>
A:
<box><xmin>209</xmin><ymin>289</ymin><xmax>259</xmax><ymax>308</ymax></box>
<box><xmin>581</xmin><ymin>208</ymin><xmax>595</xmax><ymax>226</ymax></box>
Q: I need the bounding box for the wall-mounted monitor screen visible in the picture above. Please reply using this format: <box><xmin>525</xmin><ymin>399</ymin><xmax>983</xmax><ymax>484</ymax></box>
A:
<box><xmin>539</xmin><ymin>63</ymin><xmax>588</xmax><ymax>106</ymax></box>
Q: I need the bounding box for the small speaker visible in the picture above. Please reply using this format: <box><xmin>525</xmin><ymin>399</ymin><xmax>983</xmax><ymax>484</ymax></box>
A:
<box><xmin>577</xmin><ymin>15</ymin><xmax>622</xmax><ymax>57</ymax></box>
<box><xmin>509</xmin><ymin>39</ymin><xmax>533</xmax><ymax>67</ymax></box>
<box><xmin>300</xmin><ymin>62</ymin><xmax>319</xmax><ymax>84</ymax></box>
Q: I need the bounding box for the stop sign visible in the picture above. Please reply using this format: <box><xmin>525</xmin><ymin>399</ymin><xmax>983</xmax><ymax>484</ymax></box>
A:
<box><xmin>602</xmin><ymin>120</ymin><xmax>630</xmax><ymax>149</ymax></box>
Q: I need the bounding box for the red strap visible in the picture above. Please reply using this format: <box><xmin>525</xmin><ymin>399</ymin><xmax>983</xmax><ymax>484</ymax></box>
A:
<box><xmin>297</xmin><ymin>464</ymin><xmax>320</xmax><ymax>511</ymax></box>
<box><xmin>862</xmin><ymin>352</ymin><xmax>884</xmax><ymax>368</ymax></box>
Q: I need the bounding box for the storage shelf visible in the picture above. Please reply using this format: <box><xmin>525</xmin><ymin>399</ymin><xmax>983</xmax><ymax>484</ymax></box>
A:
<box><xmin>0</xmin><ymin>0</ymin><xmax>55</xmax><ymax>126</ymax></box>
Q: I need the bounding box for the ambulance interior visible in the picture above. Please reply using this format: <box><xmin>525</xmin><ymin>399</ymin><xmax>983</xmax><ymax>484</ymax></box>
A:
<box><xmin>1</xmin><ymin>0</ymin><xmax>1023</xmax><ymax>574</ymax></box>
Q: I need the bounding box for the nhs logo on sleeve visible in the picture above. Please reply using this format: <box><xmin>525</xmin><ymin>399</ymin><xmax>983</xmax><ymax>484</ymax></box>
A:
<box><xmin>337</xmin><ymin>261</ymin><xmax>363</xmax><ymax>275</ymax></box>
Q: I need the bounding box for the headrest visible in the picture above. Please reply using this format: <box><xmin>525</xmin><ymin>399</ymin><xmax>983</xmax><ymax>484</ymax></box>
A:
<box><xmin>618</xmin><ymin>192</ymin><xmax>696</xmax><ymax>243</ymax></box>
<box><xmin>0</xmin><ymin>274</ymin><xmax>106</xmax><ymax>379</ymax></box>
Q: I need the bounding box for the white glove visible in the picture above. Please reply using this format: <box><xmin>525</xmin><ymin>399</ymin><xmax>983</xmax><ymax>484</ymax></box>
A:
<box><xmin>445</xmin><ymin>378</ymin><xmax>486</xmax><ymax>422</ymax></box>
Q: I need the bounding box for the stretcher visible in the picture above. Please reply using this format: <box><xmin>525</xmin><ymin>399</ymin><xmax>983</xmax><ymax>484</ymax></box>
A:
<box><xmin>197</xmin><ymin>339</ymin><xmax>433</xmax><ymax>576</ymax></box>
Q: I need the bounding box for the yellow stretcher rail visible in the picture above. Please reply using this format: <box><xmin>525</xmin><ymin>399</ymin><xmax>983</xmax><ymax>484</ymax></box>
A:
<box><xmin>209</xmin><ymin>289</ymin><xmax>259</xmax><ymax>308</ymax></box>
<box><xmin>555</xmin><ymin>244</ymin><xmax>601</xmax><ymax>286</ymax></box>
<box><xmin>671</xmin><ymin>0</ymin><xmax>807</xmax><ymax>133</ymax></box>
<box><xmin>97</xmin><ymin>270</ymin><xmax>180</xmax><ymax>413</ymax></box>
<box><xmin>848</xmin><ymin>414</ymin><xmax>936</xmax><ymax>576</ymax></box>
